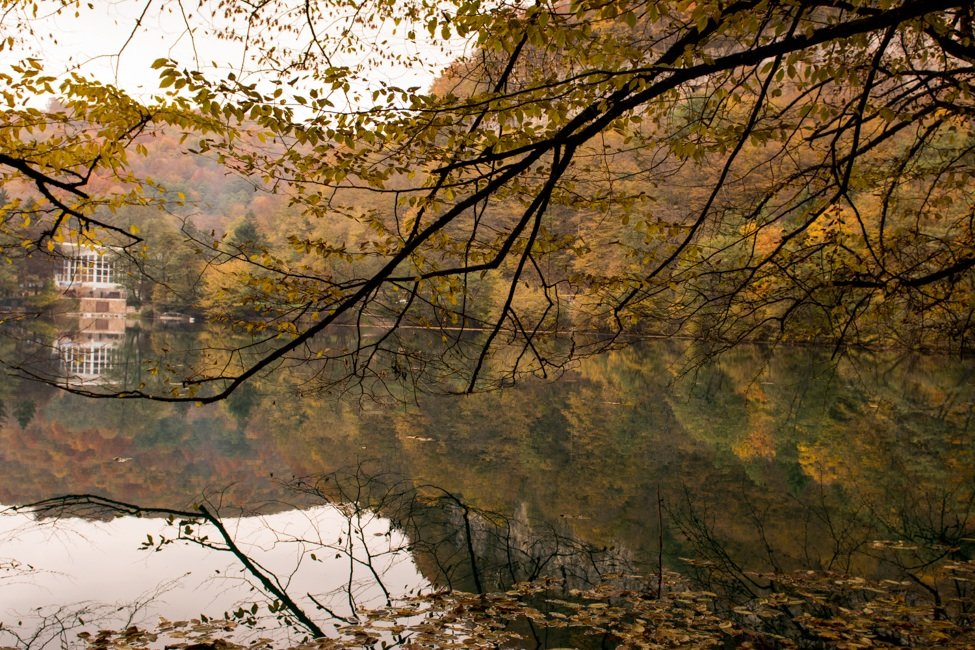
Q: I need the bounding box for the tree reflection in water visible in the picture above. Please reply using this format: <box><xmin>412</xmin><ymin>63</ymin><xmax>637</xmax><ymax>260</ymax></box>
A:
<box><xmin>10</xmin><ymin>468</ymin><xmax>634</xmax><ymax>648</ymax></box>
<box><xmin>7</xmin><ymin>463</ymin><xmax>975</xmax><ymax>649</ymax></box>
<box><xmin>1</xmin><ymin>339</ymin><xmax>974</xmax><ymax>647</ymax></box>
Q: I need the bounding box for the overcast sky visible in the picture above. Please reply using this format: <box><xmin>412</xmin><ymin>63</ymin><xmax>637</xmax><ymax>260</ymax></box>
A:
<box><xmin>12</xmin><ymin>1</ymin><xmax>464</xmax><ymax>108</ymax></box>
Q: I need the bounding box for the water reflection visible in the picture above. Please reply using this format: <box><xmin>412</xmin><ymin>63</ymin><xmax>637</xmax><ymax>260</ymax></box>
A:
<box><xmin>0</xmin><ymin>502</ymin><xmax>423</xmax><ymax>647</ymax></box>
<box><xmin>54</xmin><ymin>332</ymin><xmax>123</xmax><ymax>385</ymax></box>
<box><xmin>7</xmin><ymin>464</ymin><xmax>641</xmax><ymax>649</ymax></box>
<box><xmin>0</xmin><ymin>332</ymin><xmax>971</xmax><ymax>646</ymax></box>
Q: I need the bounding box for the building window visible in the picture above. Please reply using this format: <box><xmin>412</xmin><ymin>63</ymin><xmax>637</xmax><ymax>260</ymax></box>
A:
<box><xmin>60</xmin><ymin>250</ymin><xmax>116</xmax><ymax>285</ymax></box>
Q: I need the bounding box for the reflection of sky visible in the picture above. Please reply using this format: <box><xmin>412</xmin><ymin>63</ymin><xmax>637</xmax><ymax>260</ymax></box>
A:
<box><xmin>0</xmin><ymin>505</ymin><xmax>425</xmax><ymax>644</ymax></box>
<box><xmin>11</xmin><ymin>1</ymin><xmax>467</xmax><ymax>108</ymax></box>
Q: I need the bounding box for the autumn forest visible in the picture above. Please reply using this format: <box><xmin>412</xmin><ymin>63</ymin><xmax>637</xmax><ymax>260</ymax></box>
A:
<box><xmin>1</xmin><ymin>0</ymin><xmax>974</xmax><ymax>648</ymax></box>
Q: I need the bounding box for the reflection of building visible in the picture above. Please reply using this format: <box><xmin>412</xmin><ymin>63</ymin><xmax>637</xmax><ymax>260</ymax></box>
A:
<box><xmin>56</xmin><ymin>337</ymin><xmax>120</xmax><ymax>382</ymax></box>
<box><xmin>53</xmin><ymin>244</ymin><xmax>129</xmax><ymax>383</ymax></box>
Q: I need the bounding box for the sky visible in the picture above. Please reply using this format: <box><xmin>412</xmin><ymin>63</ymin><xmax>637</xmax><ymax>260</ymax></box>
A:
<box><xmin>8</xmin><ymin>0</ymin><xmax>466</xmax><ymax>109</ymax></box>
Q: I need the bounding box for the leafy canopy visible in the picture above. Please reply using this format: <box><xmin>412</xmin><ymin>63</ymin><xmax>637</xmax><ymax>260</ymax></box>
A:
<box><xmin>1</xmin><ymin>0</ymin><xmax>974</xmax><ymax>400</ymax></box>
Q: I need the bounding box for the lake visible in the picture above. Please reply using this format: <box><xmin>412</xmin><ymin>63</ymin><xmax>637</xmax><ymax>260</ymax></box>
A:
<box><xmin>0</xmin><ymin>329</ymin><xmax>972</xmax><ymax>647</ymax></box>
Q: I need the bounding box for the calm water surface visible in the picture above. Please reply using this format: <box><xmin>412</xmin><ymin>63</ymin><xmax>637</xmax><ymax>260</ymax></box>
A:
<box><xmin>0</xmin><ymin>334</ymin><xmax>972</xmax><ymax>646</ymax></box>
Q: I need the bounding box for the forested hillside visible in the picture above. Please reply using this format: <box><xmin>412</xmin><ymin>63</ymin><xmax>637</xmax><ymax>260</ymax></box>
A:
<box><xmin>7</xmin><ymin>72</ymin><xmax>972</xmax><ymax>351</ymax></box>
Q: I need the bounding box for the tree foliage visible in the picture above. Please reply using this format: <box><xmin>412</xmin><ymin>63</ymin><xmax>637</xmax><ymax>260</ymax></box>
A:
<box><xmin>1</xmin><ymin>0</ymin><xmax>975</xmax><ymax>400</ymax></box>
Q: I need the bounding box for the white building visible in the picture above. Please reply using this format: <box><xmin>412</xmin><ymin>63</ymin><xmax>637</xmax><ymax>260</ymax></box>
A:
<box><xmin>54</xmin><ymin>243</ymin><xmax>130</xmax><ymax>383</ymax></box>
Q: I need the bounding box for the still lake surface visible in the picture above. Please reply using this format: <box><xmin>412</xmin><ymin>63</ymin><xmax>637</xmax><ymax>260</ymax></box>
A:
<box><xmin>0</xmin><ymin>333</ymin><xmax>972</xmax><ymax>646</ymax></box>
